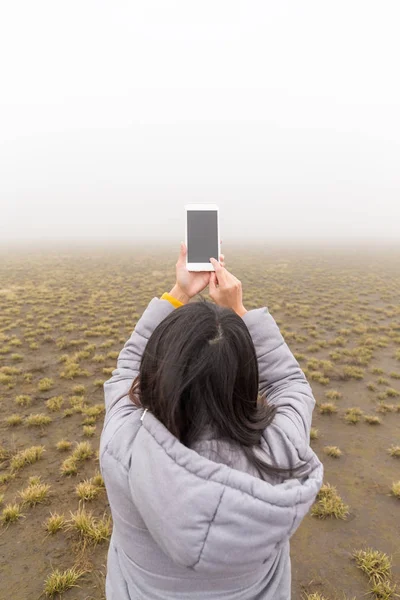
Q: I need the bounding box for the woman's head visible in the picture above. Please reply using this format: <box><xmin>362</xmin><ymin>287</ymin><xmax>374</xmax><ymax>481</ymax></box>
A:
<box><xmin>130</xmin><ymin>300</ymin><xmax>301</xmax><ymax>478</ymax></box>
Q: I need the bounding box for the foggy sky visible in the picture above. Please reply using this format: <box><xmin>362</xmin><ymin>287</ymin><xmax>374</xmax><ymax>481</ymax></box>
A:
<box><xmin>1</xmin><ymin>1</ymin><xmax>400</xmax><ymax>244</ymax></box>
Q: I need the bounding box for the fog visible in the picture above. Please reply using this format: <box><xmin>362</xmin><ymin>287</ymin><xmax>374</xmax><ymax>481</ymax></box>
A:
<box><xmin>1</xmin><ymin>1</ymin><xmax>399</xmax><ymax>245</ymax></box>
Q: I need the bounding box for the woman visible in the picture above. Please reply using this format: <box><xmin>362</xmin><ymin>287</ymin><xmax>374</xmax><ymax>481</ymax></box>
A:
<box><xmin>100</xmin><ymin>243</ymin><xmax>324</xmax><ymax>600</ymax></box>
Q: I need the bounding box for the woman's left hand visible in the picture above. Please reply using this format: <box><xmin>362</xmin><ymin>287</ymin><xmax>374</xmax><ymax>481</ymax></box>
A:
<box><xmin>170</xmin><ymin>242</ymin><xmax>225</xmax><ymax>304</ymax></box>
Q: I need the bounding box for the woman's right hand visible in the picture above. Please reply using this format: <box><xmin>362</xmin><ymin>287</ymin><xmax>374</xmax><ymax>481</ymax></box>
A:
<box><xmin>209</xmin><ymin>258</ymin><xmax>247</xmax><ymax>317</ymax></box>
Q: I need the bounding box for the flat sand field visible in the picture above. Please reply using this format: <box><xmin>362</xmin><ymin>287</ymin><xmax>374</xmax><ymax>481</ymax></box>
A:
<box><xmin>0</xmin><ymin>244</ymin><xmax>399</xmax><ymax>599</ymax></box>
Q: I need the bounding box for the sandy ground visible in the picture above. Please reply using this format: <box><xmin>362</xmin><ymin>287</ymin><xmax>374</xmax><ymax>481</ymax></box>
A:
<box><xmin>0</xmin><ymin>243</ymin><xmax>399</xmax><ymax>599</ymax></box>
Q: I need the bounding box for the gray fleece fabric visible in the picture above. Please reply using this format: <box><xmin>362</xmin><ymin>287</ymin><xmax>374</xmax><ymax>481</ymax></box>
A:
<box><xmin>100</xmin><ymin>298</ymin><xmax>324</xmax><ymax>600</ymax></box>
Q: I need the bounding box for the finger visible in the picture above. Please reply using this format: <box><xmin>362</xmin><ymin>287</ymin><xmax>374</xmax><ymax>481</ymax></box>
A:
<box><xmin>209</xmin><ymin>271</ymin><xmax>217</xmax><ymax>292</ymax></box>
<box><xmin>176</xmin><ymin>241</ymin><xmax>187</xmax><ymax>266</ymax></box>
<box><xmin>210</xmin><ymin>257</ymin><xmax>227</xmax><ymax>283</ymax></box>
<box><xmin>209</xmin><ymin>257</ymin><xmax>223</xmax><ymax>271</ymax></box>
<box><xmin>219</xmin><ymin>254</ymin><xmax>225</xmax><ymax>268</ymax></box>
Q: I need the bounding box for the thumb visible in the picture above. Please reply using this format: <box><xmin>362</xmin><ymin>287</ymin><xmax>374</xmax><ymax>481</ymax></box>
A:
<box><xmin>176</xmin><ymin>241</ymin><xmax>187</xmax><ymax>266</ymax></box>
<box><xmin>209</xmin><ymin>271</ymin><xmax>217</xmax><ymax>293</ymax></box>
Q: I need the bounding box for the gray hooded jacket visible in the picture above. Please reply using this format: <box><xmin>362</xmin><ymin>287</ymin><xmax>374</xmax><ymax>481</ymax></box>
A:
<box><xmin>100</xmin><ymin>298</ymin><xmax>324</xmax><ymax>600</ymax></box>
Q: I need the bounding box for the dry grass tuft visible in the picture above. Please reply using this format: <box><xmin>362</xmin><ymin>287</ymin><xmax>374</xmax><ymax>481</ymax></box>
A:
<box><xmin>344</xmin><ymin>407</ymin><xmax>364</xmax><ymax>424</ymax></box>
<box><xmin>319</xmin><ymin>402</ymin><xmax>338</xmax><ymax>415</ymax></box>
<box><xmin>5</xmin><ymin>414</ymin><xmax>23</xmax><ymax>427</ymax></box>
<box><xmin>311</xmin><ymin>483</ymin><xmax>349</xmax><ymax>519</ymax></box>
<box><xmin>76</xmin><ymin>479</ymin><xmax>101</xmax><ymax>501</ymax></box>
<box><xmin>66</xmin><ymin>507</ymin><xmax>112</xmax><ymax>545</ymax></box>
<box><xmin>25</xmin><ymin>413</ymin><xmax>52</xmax><ymax>427</ymax></box>
<box><xmin>388</xmin><ymin>445</ymin><xmax>400</xmax><ymax>458</ymax></box>
<box><xmin>1</xmin><ymin>503</ymin><xmax>24</xmax><ymax>524</ymax></box>
<box><xmin>391</xmin><ymin>481</ymin><xmax>400</xmax><ymax>498</ymax></box>
<box><xmin>45</xmin><ymin>396</ymin><xmax>64</xmax><ymax>411</ymax></box>
<box><xmin>10</xmin><ymin>445</ymin><xmax>45</xmax><ymax>471</ymax></box>
<box><xmin>364</xmin><ymin>415</ymin><xmax>382</xmax><ymax>425</ymax></box>
<box><xmin>83</xmin><ymin>425</ymin><xmax>96</xmax><ymax>437</ymax></box>
<box><xmin>43</xmin><ymin>566</ymin><xmax>86</xmax><ymax>596</ymax></box>
<box><xmin>325</xmin><ymin>389</ymin><xmax>342</xmax><ymax>400</ymax></box>
<box><xmin>19</xmin><ymin>477</ymin><xmax>51</xmax><ymax>506</ymax></box>
<box><xmin>44</xmin><ymin>512</ymin><xmax>66</xmax><ymax>534</ymax></box>
<box><xmin>56</xmin><ymin>439</ymin><xmax>72</xmax><ymax>452</ymax></box>
<box><xmin>61</xmin><ymin>442</ymin><xmax>93</xmax><ymax>476</ymax></box>
<box><xmin>353</xmin><ymin>547</ymin><xmax>393</xmax><ymax>588</ymax></box>
<box><xmin>323</xmin><ymin>445</ymin><xmax>342</xmax><ymax>458</ymax></box>
<box><xmin>15</xmin><ymin>394</ymin><xmax>32</xmax><ymax>407</ymax></box>
<box><xmin>38</xmin><ymin>377</ymin><xmax>54</xmax><ymax>391</ymax></box>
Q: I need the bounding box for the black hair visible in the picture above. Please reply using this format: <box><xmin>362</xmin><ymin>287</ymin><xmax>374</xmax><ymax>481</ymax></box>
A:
<box><xmin>130</xmin><ymin>300</ymin><xmax>309</xmax><ymax>480</ymax></box>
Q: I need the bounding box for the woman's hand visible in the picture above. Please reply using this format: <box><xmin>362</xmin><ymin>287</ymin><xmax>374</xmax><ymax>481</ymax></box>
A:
<box><xmin>209</xmin><ymin>257</ymin><xmax>247</xmax><ymax>317</ymax></box>
<box><xmin>169</xmin><ymin>242</ymin><xmax>225</xmax><ymax>304</ymax></box>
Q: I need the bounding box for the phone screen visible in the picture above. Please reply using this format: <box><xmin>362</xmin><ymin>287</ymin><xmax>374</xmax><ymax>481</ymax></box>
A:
<box><xmin>187</xmin><ymin>210</ymin><xmax>219</xmax><ymax>263</ymax></box>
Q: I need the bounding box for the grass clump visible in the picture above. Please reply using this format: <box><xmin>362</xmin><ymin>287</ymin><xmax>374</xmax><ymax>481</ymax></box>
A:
<box><xmin>19</xmin><ymin>477</ymin><xmax>51</xmax><ymax>506</ymax></box>
<box><xmin>72</xmin><ymin>384</ymin><xmax>86</xmax><ymax>395</ymax></box>
<box><xmin>15</xmin><ymin>394</ymin><xmax>32</xmax><ymax>407</ymax></box>
<box><xmin>61</xmin><ymin>442</ymin><xmax>93</xmax><ymax>476</ymax></box>
<box><xmin>1</xmin><ymin>503</ymin><xmax>24</xmax><ymax>524</ymax></box>
<box><xmin>92</xmin><ymin>354</ymin><xmax>106</xmax><ymax>363</ymax></box>
<box><xmin>364</xmin><ymin>415</ymin><xmax>382</xmax><ymax>425</ymax></box>
<box><xmin>391</xmin><ymin>481</ymin><xmax>400</xmax><ymax>498</ymax></box>
<box><xmin>82</xmin><ymin>404</ymin><xmax>105</xmax><ymax>418</ymax></box>
<box><xmin>43</xmin><ymin>566</ymin><xmax>86</xmax><ymax>597</ymax></box>
<box><xmin>45</xmin><ymin>396</ymin><xmax>64</xmax><ymax>411</ymax></box>
<box><xmin>83</xmin><ymin>425</ymin><xmax>96</xmax><ymax>437</ymax></box>
<box><xmin>0</xmin><ymin>474</ymin><xmax>14</xmax><ymax>486</ymax></box>
<box><xmin>310</xmin><ymin>427</ymin><xmax>318</xmax><ymax>440</ymax></box>
<box><xmin>44</xmin><ymin>512</ymin><xmax>66</xmax><ymax>534</ymax></box>
<box><xmin>388</xmin><ymin>446</ymin><xmax>400</xmax><ymax>458</ymax></box>
<box><xmin>342</xmin><ymin>366</ymin><xmax>365</xmax><ymax>380</ymax></box>
<box><xmin>0</xmin><ymin>444</ymin><xmax>8</xmax><ymax>461</ymax></box>
<box><xmin>91</xmin><ymin>470</ymin><xmax>105</xmax><ymax>488</ymax></box>
<box><xmin>376</xmin><ymin>402</ymin><xmax>397</xmax><ymax>414</ymax></box>
<box><xmin>10</xmin><ymin>445</ymin><xmax>45</xmax><ymax>471</ymax></box>
<box><xmin>38</xmin><ymin>377</ymin><xmax>54</xmax><ymax>392</ymax></box>
<box><xmin>25</xmin><ymin>413</ymin><xmax>52</xmax><ymax>427</ymax></box>
<box><xmin>344</xmin><ymin>407</ymin><xmax>364</xmax><ymax>424</ymax></box>
<box><xmin>353</xmin><ymin>547</ymin><xmax>393</xmax><ymax>588</ymax></box>
<box><xmin>323</xmin><ymin>445</ymin><xmax>342</xmax><ymax>458</ymax></box>
<box><xmin>5</xmin><ymin>414</ymin><xmax>23</xmax><ymax>427</ymax></box>
<box><xmin>386</xmin><ymin>387</ymin><xmax>400</xmax><ymax>397</ymax></box>
<box><xmin>371</xmin><ymin>367</ymin><xmax>385</xmax><ymax>375</ymax></box>
<box><xmin>66</xmin><ymin>507</ymin><xmax>112</xmax><ymax>545</ymax></box>
<box><xmin>76</xmin><ymin>479</ymin><xmax>100</xmax><ymax>501</ymax></box>
<box><xmin>56</xmin><ymin>439</ymin><xmax>72</xmax><ymax>452</ymax></box>
<box><xmin>311</xmin><ymin>483</ymin><xmax>349</xmax><ymax>520</ymax></box>
<box><xmin>60</xmin><ymin>457</ymin><xmax>78</xmax><ymax>476</ymax></box>
<box><xmin>370</xmin><ymin>579</ymin><xmax>398</xmax><ymax>599</ymax></box>
<box><xmin>60</xmin><ymin>361</ymin><xmax>90</xmax><ymax>379</ymax></box>
<box><xmin>325</xmin><ymin>389</ymin><xmax>342</xmax><ymax>400</ymax></box>
<box><xmin>319</xmin><ymin>402</ymin><xmax>338</xmax><ymax>415</ymax></box>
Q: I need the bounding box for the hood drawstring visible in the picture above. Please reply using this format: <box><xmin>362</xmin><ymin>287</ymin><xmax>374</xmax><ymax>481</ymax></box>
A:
<box><xmin>140</xmin><ymin>408</ymin><xmax>148</xmax><ymax>423</ymax></box>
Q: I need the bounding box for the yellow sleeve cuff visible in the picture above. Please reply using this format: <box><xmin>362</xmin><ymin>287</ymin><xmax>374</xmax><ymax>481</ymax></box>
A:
<box><xmin>160</xmin><ymin>292</ymin><xmax>184</xmax><ymax>309</ymax></box>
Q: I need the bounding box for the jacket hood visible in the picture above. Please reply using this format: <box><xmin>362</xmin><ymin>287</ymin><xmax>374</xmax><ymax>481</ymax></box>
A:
<box><xmin>128</xmin><ymin>410</ymin><xmax>323</xmax><ymax>574</ymax></box>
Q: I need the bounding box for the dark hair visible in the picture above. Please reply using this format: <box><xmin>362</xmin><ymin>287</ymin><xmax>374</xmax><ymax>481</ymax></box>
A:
<box><xmin>129</xmin><ymin>300</ymin><xmax>307</xmax><ymax>480</ymax></box>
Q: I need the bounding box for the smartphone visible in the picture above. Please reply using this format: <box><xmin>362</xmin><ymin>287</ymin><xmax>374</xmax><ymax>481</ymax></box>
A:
<box><xmin>185</xmin><ymin>204</ymin><xmax>220</xmax><ymax>272</ymax></box>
